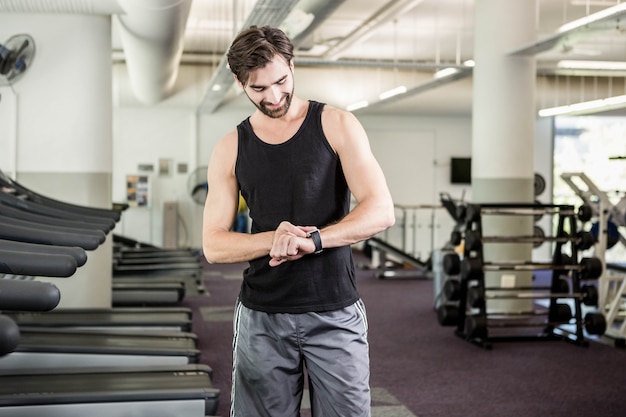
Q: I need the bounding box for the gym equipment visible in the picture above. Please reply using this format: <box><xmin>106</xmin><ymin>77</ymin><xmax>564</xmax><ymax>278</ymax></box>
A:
<box><xmin>443</xmin><ymin>252</ymin><xmax>603</xmax><ymax>281</ymax></box>
<box><xmin>112</xmin><ymin>280</ymin><xmax>186</xmax><ymax>306</ymax></box>
<box><xmin>463</xmin><ymin>310</ymin><xmax>607</xmax><ymax>341</ymax></box>
<box><xmin>0</xmin><ymin>364</ymin><xmax>220</xmax><ymax>416</ymax></box>
<box><xmin>0</xmin><ymin>170</ymin><xmax>121</xmax><ymax>223</ymax></box>
<box><xmin>462</xmin><ymin>202</ymin><xmax>593</xmax><ymax>225</ymax></box>
<box><xmin>534</xmin><ymin>173</ymin><xmax>546</xmax><ymax>196</ymax></box>
<box><xmin>0</xmin><ymin>315</ymin><xmax>20</xmax><ymax>357</ymax></box>
<box><xmin>590</xmin><ymin>220</ymin><xmax>620</xmax><ymax>249</ymax></box>
<box><xmin>0</xmin><ymin>279</ymin><xmax>60</xmax><ymax>312</ymax></box>
<box><xmin>0</xmin><ymin>328</ymin><xmax>201</xmax><ymax>370</ymax></box>
<box><xmin>112</xmin><ymin>237</ymin><xmax>202</xmax><ymax>276</ymax></box>
<box><xmin>0</xmin><ymin>248</ymin><xmax>78</xmax><ymax>277</ymax></box>
<box><xmin>364</xmin><ymin>237</ymin><xmax>430</xmax><ymax>279</ymax></box>
<box><xmin>0</xmin><ymin>220</ymin><xmax>104</xmax><ymax>251</ymax></box>
<box><xmin>463</xmin><ymin>229</ymin><xmax>595</xmax><ymax>252</ymax></box>
<box><xmin>0</xmin><ymin>239</ymin><xmax>87</xmax><ymax>267</ymax></box>
<box><xmin>0</xmin><ymin>233</ymin><xmax>221</xmax><ymax>416</ymax></box>
<box><xmin>561</xmin><ymin>172</ymin><xmax>626</xmax><ymax>342</ymax></box>
<box><xmin>601</xmin><ymin>263</ymin><xmax>626</xmax><ymax>344</ymax></box>
<box><xmin>439</xmin><ymin>201</ymin><xmax>606</xmax><ymax>349</ymax></box>
<box><xmin>0</xmin><ymin>190</ymin><xmax>116</xmax><ymax>232</ymax></box>
<box><xmin>457</xmin><ymin>256</ymin><xmax>603</xmax><ymax>281</ymax></box>
<box><xmin>465</xmin><ymin>282</ymin><xmax>599</xmax><ymax>309</ymax></box>
<box><xmin>112</xmin><ymin>234</ymin><xmax>206</xmax><ymax>301</ymax></box>
<box><xmin>6</xmin><ymin>307</ymin><xmax>194</xmax><ymax>332</ymax></box>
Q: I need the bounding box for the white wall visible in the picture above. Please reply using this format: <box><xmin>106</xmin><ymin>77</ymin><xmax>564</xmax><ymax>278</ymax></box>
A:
<box><xmin>359</xmin><ymin>115</ymin><xmax>472</xmax><ymax>259</ymax></box>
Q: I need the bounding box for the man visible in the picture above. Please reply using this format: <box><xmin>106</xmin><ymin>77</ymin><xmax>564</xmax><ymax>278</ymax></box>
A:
<box><xmin>202</xmin><ymin>25</ymin><xmax>395</xmax><ymax>417</ymax></box>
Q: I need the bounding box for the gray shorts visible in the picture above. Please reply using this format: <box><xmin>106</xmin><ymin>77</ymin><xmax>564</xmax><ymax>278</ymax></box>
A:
<box><xmin>231</xmin><ymin>299</ymin><xmax>371</xmax><ymax>417</ymax></box>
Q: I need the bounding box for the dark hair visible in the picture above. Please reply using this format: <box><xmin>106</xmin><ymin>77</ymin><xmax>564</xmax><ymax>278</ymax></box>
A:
<box><xmin>227</xmin><ymin>26</ymin><xmax>294</xmax><ymax>86</ymax></box>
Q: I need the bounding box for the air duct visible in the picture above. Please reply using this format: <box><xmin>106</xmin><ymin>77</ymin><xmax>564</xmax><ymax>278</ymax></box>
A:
<box><xmin>0</xmin><ymin>0</ymin><xmax>192</xmax><ymax>105</ymax></box>
<box><xmin>116</xmin><ymin>0</ymin><xmax>192</xmax><ymax>104</ymax></box>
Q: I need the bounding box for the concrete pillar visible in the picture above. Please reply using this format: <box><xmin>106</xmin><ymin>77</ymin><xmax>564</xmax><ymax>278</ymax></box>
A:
<box><xmin>472</xmin><ymin>0</ymin><xmax>537</xmax><ymax>312</ymax></box>
<box><xmin>0</xmin><ymin>14</ymin><xmax>113</xmax><ymax>308</ymax></box>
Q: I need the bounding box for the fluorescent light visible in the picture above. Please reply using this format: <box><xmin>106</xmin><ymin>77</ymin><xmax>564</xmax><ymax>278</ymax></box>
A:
<box><xmin>346</xmin><ymin>100</ymin><xmax>369</xmax><ymax>112</ymax></box>
<box><xmin>557</xmin><ymin>60</ymin><xmax>626</xmax><ymax>70</ymax></box>
<box><xmin>379</xmin><ymin>86</ymin><xmax>407</xmax><ymax>100</ymax></box>
<box><xmin>463</xmin><ymin>60</ymin><xmax>475</xmax><ymax>67</ymax></box>
<box><xmin>558</xmin><ymin>3</ymin><xmax>626</xmax><ymax>33</ymax></box>
<box><xmin>538</xmin><ymin>94</ymin><xmax>626</xmax><ymax>117</ymax></box>
<box><xmin>434</xmin><ymin>67</ymin><xmax>460</xmax><ymax>79</ymax></box>
<box><xmin>211</xmin><ymin>84</ymin><xmax>222</xmax><ymax>92</ymax></box>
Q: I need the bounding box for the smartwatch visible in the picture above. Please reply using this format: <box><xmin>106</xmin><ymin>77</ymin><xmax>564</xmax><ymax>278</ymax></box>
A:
<box><xmin>308</xmin><ymin>229</ymin><xmax>323</xmax><ymax>254</ymax></box>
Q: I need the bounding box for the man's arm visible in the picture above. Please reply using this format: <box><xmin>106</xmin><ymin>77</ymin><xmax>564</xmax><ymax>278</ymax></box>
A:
<box><xmin>317</xmin><ymin>105</ymin><xmax>395</xmax><ymax>248</ymax></box>
<box><xmin>202</xmin><ymin>130</ymin><xmax>275</xmax><ymax>264</ymax></box>
<box><xmin>266</xmin><ymin>105</ymin><xmax>395</xmax><ymax>265</ymax></box>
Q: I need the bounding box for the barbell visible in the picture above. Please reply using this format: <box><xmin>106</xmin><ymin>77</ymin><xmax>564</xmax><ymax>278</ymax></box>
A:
<box><xmin>443</xmin><ymin>253</ymin><xmax>603</xmax><ymax>281</ymax></box>
<box><xmin>464</xmin><ymin>229</ymin><xmax>595</xmax><ymax>252</ymax></box>
<box><xmin>464</xmin><ymin>310</ymin><xmax>606</xmax><ymax>340</ymax></box>
<box><xmin>464</xmin><ymin>203</ymin><xmax>593</xmax><ymax>225</ymax></box>
<box><xmin>466</xmin><ymin>281</ymin><xmax>599</xmax><ymax>309</ymax></box>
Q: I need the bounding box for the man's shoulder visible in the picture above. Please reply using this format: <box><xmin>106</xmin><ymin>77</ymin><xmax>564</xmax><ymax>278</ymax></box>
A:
<box><xmin>320</xmin><ymin>102</ymin><xmax>358</xmax><ymax>128</ymax></box>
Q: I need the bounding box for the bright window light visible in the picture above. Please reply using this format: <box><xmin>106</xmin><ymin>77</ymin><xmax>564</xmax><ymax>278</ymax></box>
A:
<box><xmin>538</xmin><ymin>95</ymin><xmax>626</xmax><ymax>117</ymax></box>
<box><xmin>557</xmin><ymin>60</ymin><xmax>626</xmax><ymax>70</ymax></box>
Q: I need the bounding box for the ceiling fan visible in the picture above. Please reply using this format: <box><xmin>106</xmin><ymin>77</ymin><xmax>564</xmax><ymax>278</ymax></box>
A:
<box><xmin>0</xmin><ymin>34</ymin><xmax>36</xmax><ymax>85</ymax></box>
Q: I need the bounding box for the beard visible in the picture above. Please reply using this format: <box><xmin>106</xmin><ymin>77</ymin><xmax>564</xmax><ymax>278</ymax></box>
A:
<box><xmin>252</xmin><ymin>88</ymin><xmax>294</xmax><ymax>119</ymax></box>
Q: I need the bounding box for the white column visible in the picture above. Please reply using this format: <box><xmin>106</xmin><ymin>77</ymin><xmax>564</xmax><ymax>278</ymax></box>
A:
<box><xmin>0</xmin><ymin>14</ymin><xmax>113</xmax><ymax>308</ymax></box>
<box><xmin>472</xmin><ymin>0</ymin><xmax>537</xmax><ymax>312</ymax></box>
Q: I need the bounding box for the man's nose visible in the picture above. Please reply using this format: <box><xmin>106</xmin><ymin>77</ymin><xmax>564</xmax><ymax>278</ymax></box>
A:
<box><xmin>267</xmin><ymin>85</ymin><xmax>282</xmax><ymax>104</ymax></box>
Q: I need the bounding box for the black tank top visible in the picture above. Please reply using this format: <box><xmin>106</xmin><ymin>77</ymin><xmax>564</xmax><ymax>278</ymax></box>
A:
<box><xmin>235</xmin><ymin>100</ymin><xmax>358</xmax><ymax>313</ymax></box>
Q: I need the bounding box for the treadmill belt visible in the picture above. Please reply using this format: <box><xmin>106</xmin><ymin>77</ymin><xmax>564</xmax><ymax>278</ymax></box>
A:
<box><xmin>0</xmin><ymin>365</ymin><xmax>219</xmax><ymax>415</ymax></box>
<box><xmin>7</xmin><ymin>308</ymin><xmax>193</xmax><ymax>331</ymax></box>
<box><xmin>15</xmin><ymin>330</ymin><xmax>199</xmax><ymax>358</ymax></box>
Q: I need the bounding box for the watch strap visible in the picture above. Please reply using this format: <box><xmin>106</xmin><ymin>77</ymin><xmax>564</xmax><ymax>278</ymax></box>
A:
<box><xmin>308</xmin><ymin>229</ymin><xmax>323</xmax><ymax>254</ymax></box>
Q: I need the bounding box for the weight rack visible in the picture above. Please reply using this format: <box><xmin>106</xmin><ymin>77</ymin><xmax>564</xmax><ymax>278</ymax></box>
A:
<box><xmin>437</xmin><ymin>202</ymin><xmax>606</xmax><ymax>349</ymax></box>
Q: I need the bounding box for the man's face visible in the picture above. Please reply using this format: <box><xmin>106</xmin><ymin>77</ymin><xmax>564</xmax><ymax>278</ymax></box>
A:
<box><xmin>240</xmin><ymin>56</ymin><xmax>294</xmax><ymax>119</ymax></box>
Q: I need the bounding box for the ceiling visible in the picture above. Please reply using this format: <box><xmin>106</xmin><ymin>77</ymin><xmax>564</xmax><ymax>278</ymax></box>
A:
<box><xmin>164</xmin><ymin>0</ymin><xmax>626</xmax><ymax>116</ymax></box>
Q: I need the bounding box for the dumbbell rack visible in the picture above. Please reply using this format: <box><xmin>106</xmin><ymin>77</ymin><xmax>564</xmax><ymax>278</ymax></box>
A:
<box><xmin>452</xmin><ymin>202</ymin><xmax>604</xmax><ymax>349</ymax></box>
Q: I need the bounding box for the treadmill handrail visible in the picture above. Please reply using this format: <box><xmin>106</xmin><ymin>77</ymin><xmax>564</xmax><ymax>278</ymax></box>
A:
<box><xmin>0</xmin><ymin>191</ymin><xmax>115</xmax><ymax>232</ymax></box>
<box><xmin>0</xmin><ymin>170</ymin><xmax>121</xmax><ymax>222</ymax></box>
<box><xmin>0</xmin><ymin>279</ymin><xmax>61</xmax><ymax>311</ymax></box>
<box><xmin>0</xmin><ymin>239</ymin><xmax>87</xmax><ymax>267</ymax></box>
<box><xmin>0</xmin><ymin>215</ymin><xmax>106</xmax><ymax>244</ymax></box>
<box><xmin>0</xmin><ymin>222</ymin><xmax>103</xmax><ymax>251</ymax></box>
<box><xmin>0</xmin><ymin>248</ymin><xmax>78</xmax><ymax>277</ymax></box>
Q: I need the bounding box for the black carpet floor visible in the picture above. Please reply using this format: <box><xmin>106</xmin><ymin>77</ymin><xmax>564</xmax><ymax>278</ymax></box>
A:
<box><xmin>180</xmin><ymin>251</ymin><xmax>626</xmax><ymax>417</ymax></box>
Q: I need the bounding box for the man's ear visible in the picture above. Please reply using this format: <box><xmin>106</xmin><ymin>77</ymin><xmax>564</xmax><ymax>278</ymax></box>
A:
<box><xmin>233</xmin><ymin>74</ymin><xmax>244</xmax><ymax>89</ymax></box>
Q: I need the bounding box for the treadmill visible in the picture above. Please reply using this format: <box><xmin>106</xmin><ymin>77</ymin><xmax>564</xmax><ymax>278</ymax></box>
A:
<box><xmin>1</xmin><ymin>328</ymin><xmax>201</xmax><ymax>369</ymax></box>
<box><xmin>0</xmin><ymin>184</ymin><xmax>201</xmax><ymax>326</ymax></box>
<box><xmin>0</xmin><ymin>227</ymin><xmax>220</xmax><ymax>416</ymax></box>
<box><xmin>0</xmin><ymin>279</ymin><xmax>219</xmax><ymax>417</ymax></box>
<box><xmin>0</xmin><ymin>170</ymin><xmax>122</xmax><ymax>224</ymax></box>
<box><xmin>7</xmin><ymin>307</ymin><xmax>193</xmax><ymax>332</ymax></box>
<box><xmin>112</xmin><ymin>234</ymin><xmax>206</xmax><ymax>303</ymax></box>
<box><xmin>0</xmin><ymin>365</ymin><xmax>219</xmax><ymax>417</ymax></box>
<box><xmin>0</xmin><ymin>279</ymin><xmax>198</xmax><ymax>369</ymax></box>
